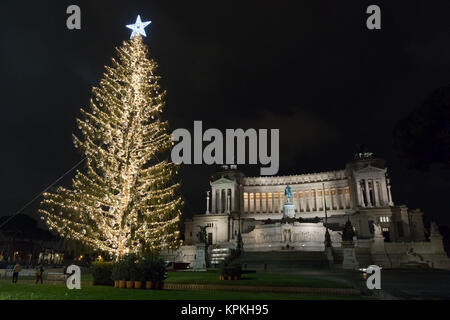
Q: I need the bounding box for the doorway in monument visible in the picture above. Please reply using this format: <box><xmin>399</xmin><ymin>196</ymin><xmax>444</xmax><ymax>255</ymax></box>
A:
<box><xmin>207</xmin><ymin>233</ymin><xmax>213</xmax><ymax>245</ymax></box>
<box><xmin>382</xmin><ymin>228</ymin><xmax>391</xmax><ymax>242</ymax></box>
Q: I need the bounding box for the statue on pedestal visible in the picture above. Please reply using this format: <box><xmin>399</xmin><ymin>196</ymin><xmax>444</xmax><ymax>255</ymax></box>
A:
<box><xmin>373</xmin><ymin>223</ymin><xmax>383</xmax><ymax>238</ymax></box>
<box><xmin>342</xmin><ymin>219</ymin><xmax>356</xmax><ymax>244</ymax></box>
<box><xmin>282</xmin><ymin>185</ymin><xmax>295</xmax><ymax>220</ymax></box>
<box><xmin>341</xmin><ymin>218</ymin><xmax>359</xmax><ymax>269</ymax></box>
<box><xmin>196</xmin><ymin>225</ymin><xmax>208</xmax><ymax>245</ymax></box>
<box><xmin>193</xmin><ymin>225</ymin><xmax>208</xmax><ymax>271</ymax></box>
<box><xmin>430</xmin><ymin>221</ymin><xmax>442</xmax><ymax>238</ymax></box>
<box><xmin>284</xmin><ymin>185</ymin><xmax>292</xmax><ymax>203</ymax></box>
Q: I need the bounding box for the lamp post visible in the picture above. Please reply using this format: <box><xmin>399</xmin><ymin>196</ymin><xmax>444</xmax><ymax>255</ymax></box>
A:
<box><xmin>323</xmin><ymin>183</ymin><xmax>332</xmax><ymax>248</ymax></box>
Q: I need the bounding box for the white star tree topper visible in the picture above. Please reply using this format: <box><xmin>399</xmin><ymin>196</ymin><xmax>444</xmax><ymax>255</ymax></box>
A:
<box><xmin>126</xmin><ymin>15</ymin><xmax>152</xmax><ymax>38</ymax></box>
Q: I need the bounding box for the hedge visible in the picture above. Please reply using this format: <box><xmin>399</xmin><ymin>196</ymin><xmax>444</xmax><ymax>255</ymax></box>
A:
<box><xmin>92</xmin><ymin>261</ymin><xmax>114</xmax><ymax>286</ymax></box>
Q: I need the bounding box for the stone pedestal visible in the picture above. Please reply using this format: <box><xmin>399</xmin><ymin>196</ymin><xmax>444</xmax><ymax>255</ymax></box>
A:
<box><xmin>324</xmin><ymin>228</ymin><xmax>334</xmax><ymax>266</ymax></box>
<box><xmin>371</xmin><ymin>225</ymin><xmax>392</xmax><ymax>268</ymax></box>
<box><xmin>283</xmin><ymin>203</ymin><xmax>295</xmax><ymax>219</ymax></box>
<box><xmin>241</xmin><ymin>222</ymin><xmax>342</xmax><ymax>252</ymax></box>
<box><xmin>325</xmin><ymin>246</ymin><xmax>334</xmax><ymax>267</ymax></box>
<box><xmin>193</xmin><ymin>244</ymin><xmax>207</xmax><ymax>271</ymax></box>
<box><xmin>428</xmin><ymin>224</ymin><xmax>450</xmax><ymax>270</ymax></box>
<box><xmin>342</xmin><ymin>241</ymin><xmax>359</xmax><ymax>270</ymax></box>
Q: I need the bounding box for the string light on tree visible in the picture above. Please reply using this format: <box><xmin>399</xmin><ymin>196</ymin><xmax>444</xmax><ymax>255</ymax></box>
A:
<box><xmin>39</xmin><ymin>17</ymin><xmax>183</xmax><ymax>258</ymax></box>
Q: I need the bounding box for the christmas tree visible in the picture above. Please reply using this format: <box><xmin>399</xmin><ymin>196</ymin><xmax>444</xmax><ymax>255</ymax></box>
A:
<box><xmin>39</xmin><ymin>29</ymin><xmax>183</xmax><ymax>258</ymax></box>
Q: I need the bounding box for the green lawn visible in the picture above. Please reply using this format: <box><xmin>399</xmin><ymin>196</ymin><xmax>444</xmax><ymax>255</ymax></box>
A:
<box><xmin>0</xmin><ymin>270</ymin><xmax>366</xmax><ymax>300</ymax></box>
<box><xmin>58</xmin><ymin>270</ymin><xmax>350</xmax><ymax>288</ymax></box>
<box><xmin>0</xmin><ymin>282</ymin><xmax>364</xmax><ymax>300</ymax></box>
<box><xmin>165</xmin><ymin>270</ymin><xmax>351</xmax><ymax>288</ymax></box>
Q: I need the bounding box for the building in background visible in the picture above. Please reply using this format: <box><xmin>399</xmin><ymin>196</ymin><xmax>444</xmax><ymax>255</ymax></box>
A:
<box><xmin>175</xmin><ymin>152</ymin><xmax>450</xmax><ymax>270</ymax></box>
<box><xmin>0</xmin><ymin>214</ymin><xmax>64</xmax><ymax>266</ymax></box>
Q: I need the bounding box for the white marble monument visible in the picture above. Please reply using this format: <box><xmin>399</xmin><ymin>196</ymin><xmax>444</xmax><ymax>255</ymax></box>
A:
<box><xmin>169</xmin><ymin>152</ymin><xmax>450</xmax><ymax>270</ymax></box>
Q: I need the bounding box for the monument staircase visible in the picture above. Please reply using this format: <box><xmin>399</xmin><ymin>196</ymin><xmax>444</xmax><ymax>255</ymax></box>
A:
<box><xmin>232</xmin><ymin>251</ymin><xmax>330</xmax><ymax>270</ymax></box>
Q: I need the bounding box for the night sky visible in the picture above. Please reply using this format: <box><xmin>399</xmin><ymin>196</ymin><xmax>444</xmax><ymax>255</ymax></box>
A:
<box><xmin>1</xmin><ymin>1</ymin><xmax>450</xmax><ymax>226</ymax></box>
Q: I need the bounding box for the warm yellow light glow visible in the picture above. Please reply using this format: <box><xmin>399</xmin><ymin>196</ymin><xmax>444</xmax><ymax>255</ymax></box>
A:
<box><xmin>39</xmin><ymin>35</ymin><xmax>183</xmax><ymax>258</ymax></box>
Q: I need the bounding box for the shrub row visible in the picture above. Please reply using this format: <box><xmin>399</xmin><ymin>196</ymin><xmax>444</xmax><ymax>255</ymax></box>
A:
<box><xmin>92</xmin><ymin>261</ymin><xmax>114</xmax><ymax>286</ymax></box>
<box><xmin>219</xmin><ymin>264</ymin><xmax>242</xmax><ymax>280</ymax></box>
<box><xmin>92</xmin><ymin>253</ymin><xmax>166</xmax><ymax>288</ymax></box>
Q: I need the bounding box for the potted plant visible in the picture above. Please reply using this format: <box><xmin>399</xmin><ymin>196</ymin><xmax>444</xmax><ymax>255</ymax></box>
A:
<box><xmin>219</xmin><ymin>264</ymin><xmax>242</xmax><ymax>281</ymax></box>
<box><xmin>219</xmin><ymin>261</ymin><xmax>229</xmax><ymax>280</ymax></box>
<box><xmin>113</xmin><ymin>259</ymin><xmax>128</xmax><ymax>288</ymax></box>
<box><xmin>113</xmin><ymin>259</ymin><xmax>127</xmax><ymax>288</ymax></box>
<box><xmin>111</xmin><ymin>263</ymin><xmax>119</xmax><ymax>288</ymax></box>
<box><xmin>128</xmin><ymin>254</ymin><xmax>138</xmax><ymax>289</ymax></box>
<box><xmin>140</xmin><ymin>257</ymin><xmax>155</xmax><ymax>289</ymax></box>
<box><xmin>134</xmin><ymin>260</ymin><xmax>144</xmax><ymax>289</ymax></box>
<box><xmin>119</xmin><ymin>253</ymin><xmax>138</xmax><ymax>289</ymax></box>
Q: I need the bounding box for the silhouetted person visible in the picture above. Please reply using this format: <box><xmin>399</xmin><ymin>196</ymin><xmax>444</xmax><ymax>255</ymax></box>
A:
<box><xmin>12</xmin><ymin>263</ymin><xmax>21</xmax><ymax>283</ymax></box>
<box><xmin>36</xmin><ymin>265</ymin><xmax>44</xmax><ymax>284</ymax></box>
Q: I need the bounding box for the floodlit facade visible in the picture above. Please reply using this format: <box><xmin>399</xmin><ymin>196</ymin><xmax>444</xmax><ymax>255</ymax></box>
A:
<box><xmin>170</xmin><ymin>152</ymin><xmax>450</xmax><ymax>269</ymax></box>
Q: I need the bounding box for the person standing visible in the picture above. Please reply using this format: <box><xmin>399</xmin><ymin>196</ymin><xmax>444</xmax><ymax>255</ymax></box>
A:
<box><xmin>35</xmin><ymin>265</ymin><xmax>44</xmax><ymax>284</ymax></box>
<box><xmin>12</xmin><ymin>263</ymin><xmax>21</xmax><ymax>283</ymax></box>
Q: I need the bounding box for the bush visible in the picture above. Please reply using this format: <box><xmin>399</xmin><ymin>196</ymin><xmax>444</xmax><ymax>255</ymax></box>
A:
<box><xmin>138</xmin><ymin>253</ymin><xmax>166</xmax><ymax>282</ymax></box>
<box><xmin>121</xmin><ymin>253</ymin><xmax>139</xmax><ymax>281</ymax></box>
<box><xmin>92</xmin><ymin>261</ymin><xmax>114</xmax><ymax>286</ymax></box>
<box><xmin>138</xmin><ymin>255</ymin><xmax>156</xmax><ymax>282</ymax></box>
<box><xmin>111</xmin><ymin>259</ymin><xmax>124</xmax><ymax>281</ymax></box>
<box><xmin>110</xmin><ymin>253</ymin><xmax>167</xmax><ymax>283</ymax></box>
<box><xmin>219</xmin><ymin>253</ymin><xmax>242</xmax><ymax>279</ymax></box>
<box><xmin>219</xmin><ymin>264</ymin><xmax>242</xmax><ymax>279</ymax></box>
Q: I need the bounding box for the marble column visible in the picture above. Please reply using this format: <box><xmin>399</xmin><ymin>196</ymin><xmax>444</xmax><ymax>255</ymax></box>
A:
<box><xmin>328</xmin><ymin>190</ymin><xmax>333</xmax><ymax>211</ymax></box>
<box><xmin>211</xmin><ymin>189</ymin><xmax>216</xmax><ymax>213</ymax></box>
<box><xmin>321</xmin><ymin>189</ymin><xmax>326</xmax><ymax>211</ymax></box>
<box><xmin>346</xmin><ymin>188</ymin><xmax>352</xmax><ymax>209</ymax></box>
<box><xmin>387</xmin><ymin>180</ymin><xmax>394</xmax><ymax>206</ymax></box>
<box><xmin>311</xmin><ymin>189</ymin><xmax>316</xmax><ymax>211</ymax></box>
<box><xmin>364</xmin><ymin>180</ymin><xmax>372</xmax><ymax>207</ymax></box>
<box><xmin>265</xmin><ymin>193</ymin><xmax>269</xmax><ymax>213</ymax></box>
<box><xmin>254</xmin><ymin>192</ymin><xmax>257</xmax><ymax>213</ymax></box>
<box><xmin>247</xmin><ymin>192</ymin><xmax>251</xmax><ymax>213</ymax></box>
<box><xmin>356</xmin><ymin>180</ymin><xmax>364</xmax><ymax>207</ymax></box>
<box><xmin>380</xmin><ymin>179</ymin><xmax>388</xmax><ymax>206</ymax></box>
<box><xmin>304</xmin><ymin>192</ymin><xmax>308</xmax><ymax>212</ymax></box>
<box><xmin>239</xmin><ymin>186</ymin><xmax>244</xmax><ymax>213</ymax></box>
<box><xmin>206</xmin><ymin>191</ymin><xmax>210</xmax><ymax>214</ymax></box>
<box><xmin>259</xmin><ymin>193</ymin><xmax>263</xmax><ymax>213</ymax></box>
<box><xmin>373</xmin><ymin>180</ymin><xmax>380</xmax><ymax>207</ymax></box>
<box><xmin>231</xmin><ymin>188</ymin><xmax>235</xmax><ymax>212</ymax></box>
<box><xmin>341</xmin><ymin>189</ymin><xmax>346</xmax><ymax>209</ymax></box>
<box><xmin>278</xmin><ymin>192</ymin><xmax>282</xmax><ymax>213</ymax></box>
<box><xmin>226</xmin><ymin>190</ymin><xmax>230</xmax><ymax>214</ymax></box>
<box><xmin>336</xmin><ymin>189</ymin><xmax>341</xmax><ymax>209</ymax></box>
<box><xmin>271</xmin><ymin>193</ymin><xmax>274</xmax><ymax>213</ymax></box>
<box><xmin>334</xmin><ymin>189</ymin><xmax>338</xmax><ymax>209</ymax></box>
<box><xmin>223</xmin><ymin>189</ymin><xmax>226</xmax><ymax>213</ymax></box>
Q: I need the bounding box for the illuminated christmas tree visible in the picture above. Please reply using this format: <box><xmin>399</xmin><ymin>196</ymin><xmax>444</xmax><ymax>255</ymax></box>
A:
<box><xmin>39</xmin><ymin>22</ymin><xmax>183</xmax><ymax>258</ymax></box>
